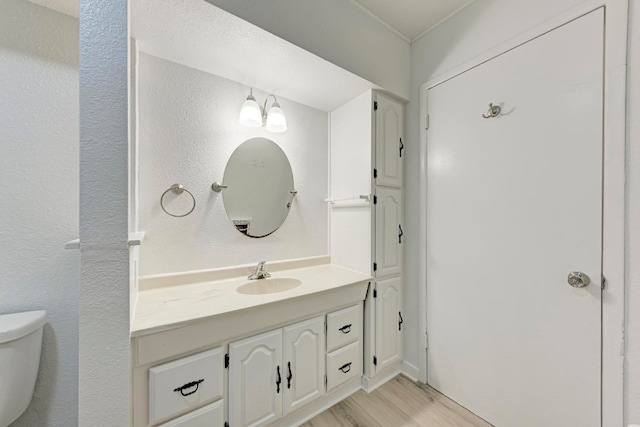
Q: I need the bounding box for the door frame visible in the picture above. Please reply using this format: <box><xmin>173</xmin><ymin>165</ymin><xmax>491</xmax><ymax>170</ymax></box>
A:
<box><xmin>417</xmin><ymin>1</ymin><xmax>628</xmax><ymax>425</ymax></box>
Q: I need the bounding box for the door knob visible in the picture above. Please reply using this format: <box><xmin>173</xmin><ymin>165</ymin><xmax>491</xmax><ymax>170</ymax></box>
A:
<box><xmin>567</xmin><ymin>271</ymin><xmax>590</xmax><ymax>288</ymax></box>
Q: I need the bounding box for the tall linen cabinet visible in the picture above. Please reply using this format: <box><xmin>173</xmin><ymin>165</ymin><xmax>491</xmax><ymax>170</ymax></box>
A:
<box><xmin>329</xmin><ymin>90</ymin><xmax>404</xmax><ymax>388</ymax></box>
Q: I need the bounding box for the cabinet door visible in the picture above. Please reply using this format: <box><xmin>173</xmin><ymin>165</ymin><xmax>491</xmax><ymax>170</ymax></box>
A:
<box><xmin>229</xmin><ymin>329</ymin><xmax>283</xmax><ymax>427</ymax></box>
<box><xmin>375</xmin><ymin>277</ymin><xmax>403</xmax><ymax>372</ymax></box>
<box><xmin>375</xmin><ymin>93</ymin><xmax>404</xmax><ymax>188</ymax></box>
<box><xmin>282</xmin><ymin>316</ymin><xmax>325</xmax><ymax>416</ymax></box>
<box><xmin>375</xmin><ymin>188</ymin><xmax>403</xmax><ymax>278</ymax></box>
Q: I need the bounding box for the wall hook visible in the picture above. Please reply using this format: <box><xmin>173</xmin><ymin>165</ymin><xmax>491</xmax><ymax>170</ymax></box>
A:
<box><xmin>482</xmin><ymin>103</ymin><xmax>501</xmax><ymax>119</ymax></box>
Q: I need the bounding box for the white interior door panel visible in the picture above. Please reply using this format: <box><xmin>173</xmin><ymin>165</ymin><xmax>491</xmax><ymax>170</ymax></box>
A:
<box><xmin>426</xmin><ymin>9</ymin><xmax>604</xmax><ymax>427</ymax></box>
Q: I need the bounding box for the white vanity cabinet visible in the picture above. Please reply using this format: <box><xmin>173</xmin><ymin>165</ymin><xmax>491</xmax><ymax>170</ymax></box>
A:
<box><xmin>148</xmin><ymin>347</ymin><xmax>225</xmax><ymax>426</ymax></box>
<box><xmin>374</xmin><ymin>277</ymin><xmax>403</xmax><ymax>371</ymax></box>
<box><xmin>132</xmin><ymin>266</ymin><xmax>370</xmax><ymax>427</ymax></box>
<box><xmin>283</xmin><ymin>317</ymin><xmax>326</xmax><ymax>415</ymax></box>
<box><xmin>229</xmin><ymin>329</ymin><xmax>283</xmax><ymax>427</ymax></box>
<box><xmin>330</xmin><ymin>90</ymin><xmax>405</xmax><ymax>387</ymax></box>
<box><xmin>229</xmin><ymin>316</ymin><xmax>326</xmax><ymax>427</ymax></box>
<box><xmin>374</xmin><ymin>93</ymin><xmax>404</xmax><ymax>189</ymax></box>
<box><xmin>325</xmin><ymin>304</ymin><xmax>363</xmax><ymax>391</ymax></box>
<box><xmin>374</xmin><ymin>187</ymin><xmax>403</xmax><ymax>278</ymax></box>
<box><xmin>156</xmin><ymin>401</ymin><xmax>224</xmax><ymax>427</ymax></box>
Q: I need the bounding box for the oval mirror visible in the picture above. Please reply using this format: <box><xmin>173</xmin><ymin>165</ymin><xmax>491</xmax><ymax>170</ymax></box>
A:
<box><xmin>222</xmin><ymin>137</ymin><xmax>295</xmax><ymax>238</ymax></box>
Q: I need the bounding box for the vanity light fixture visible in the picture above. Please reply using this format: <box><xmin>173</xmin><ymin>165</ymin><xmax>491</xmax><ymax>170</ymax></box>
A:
<box><xmin>238</xmin><ymin>89</ymin><xmax>288</xmax><ymax>133</ymax></box>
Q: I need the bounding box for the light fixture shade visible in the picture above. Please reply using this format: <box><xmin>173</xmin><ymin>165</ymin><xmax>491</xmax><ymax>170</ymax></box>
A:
<box><xmin>238</xmin><ymin>95</ymin><xmax>262</xmax><ymax>128</ymax></box>
<box><xmin>266</xmin><ymin>103</ymin><xmax>287</xmax><ymax>133</ymax></box>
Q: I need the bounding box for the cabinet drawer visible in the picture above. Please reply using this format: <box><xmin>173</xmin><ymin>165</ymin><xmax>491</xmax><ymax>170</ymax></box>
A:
<box><xmin>157</xmin><ymin>400</ymin><xmax>224</xmax><ymax>427</ymax></box>
<box><xmin>327</xmin><ymin>304</ymin><xmax>361</xmax><ymax>352</ymax></box>
<box><xmin>326</xmin><ymin>341</ymin><xmax>361</xmax><ymax>391</ymax></box>
<box><xmin>149</xmin><ymin>347</ymin><xmax>223</xmax><ymax>424</ymax></box>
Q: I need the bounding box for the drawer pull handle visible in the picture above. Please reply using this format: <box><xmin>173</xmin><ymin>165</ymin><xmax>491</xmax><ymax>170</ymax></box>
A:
<box><xmin>338</xmin><ymin>362</ymin><xmax>352</xmax><ymax>374</ymax></box>
<box><xmin>287</xmin><ymin>362</ymin><xmax>293</xmax><ymax>389</ymax></box>
<box><xmin>276</xmin><ymin>365</ymin><xmax>282</xmax><ymax>394</ymax></box>
<box><xmin>173</xmin><ymin>379</ymin><xmax>204</xmax><ymax>397</ymax></box>
<box><xmin>339</xmin><ymin>324</ymin><xmax>352</xmax><ymax>334</ymax></box>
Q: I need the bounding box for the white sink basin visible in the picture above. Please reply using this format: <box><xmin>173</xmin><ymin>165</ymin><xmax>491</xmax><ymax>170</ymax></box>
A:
<box><xmin>236</xmin><ymin>278</ymin><xmax>302</xmax><ymax>295</ymax></box>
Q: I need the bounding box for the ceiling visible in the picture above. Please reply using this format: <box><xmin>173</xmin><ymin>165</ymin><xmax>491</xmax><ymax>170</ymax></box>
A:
<box><xmin>351</xmin><ymin>0</ymin><xmax>475</xmax><ymax>41</ymax></box>
<box><xmin>28</xmin><ymin>0</ymin><xmax>78</xmax><ymax>17</ymax></box>
<box><xmin>129</xmin><ymin>0</ymin><xmax>377</xmax><ymax>112</ymax></box>
<box><xmin>23</xmin><ymin>0</ymin><xmax>474</xmax><ymax>109</ymax></box>
<box><xmin>27</xmin><ymin>0</ymin><xmax>475</xmax><ymax>42</ymax></box>
<box><xmin>25</xmin><ymin>0</ymin><xmax>377</xmax><ymax>111</ymax></box>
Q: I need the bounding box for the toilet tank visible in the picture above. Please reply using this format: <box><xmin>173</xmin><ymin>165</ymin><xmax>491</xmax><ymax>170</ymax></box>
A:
<box><xmin>0</xmin><ymin>310</ymin><xmax>47</xmax><ymax>427</ymax></box>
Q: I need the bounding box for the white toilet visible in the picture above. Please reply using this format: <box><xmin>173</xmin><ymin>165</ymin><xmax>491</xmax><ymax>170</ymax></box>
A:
<box><xmin>0</xmin><ymin>310</ymin><xmax>48</xmax><ymax>427</ymax></box>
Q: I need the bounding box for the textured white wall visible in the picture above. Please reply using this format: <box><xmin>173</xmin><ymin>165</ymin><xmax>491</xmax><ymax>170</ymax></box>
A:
<box><xmin>137</xmin><ymin>53</ymin><xmax>328</xmax><ymax>276</ymax></box>
<box><xmin>204</xmin><ymin>0</ymin><xmax>410</xmax><ymax>100</ymax></box>
<box><xmin>407</xmin><ymin>0</ymin><xmax>637</xmax><ymax>424</ymax></box>
<box><xmin>79</xmin><ymin>0</ymin><xmax>130</xmax><ymax>425</ymax></box>
<box><xmin>0</xmin><ymin>1</ymin><xmax>79</xmax><ymax>426</ymax></box>
<box><xmin>626</xmin><ymin>1</ymin><xmax>640</xmax><ymax>423</ymax></box>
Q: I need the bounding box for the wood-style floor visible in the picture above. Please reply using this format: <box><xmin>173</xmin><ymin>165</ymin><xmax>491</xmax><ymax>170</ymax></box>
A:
<box><xmin>301</xmin><ymin>375</ymin><xmax>492</xmax><ymax>427</ymax></box>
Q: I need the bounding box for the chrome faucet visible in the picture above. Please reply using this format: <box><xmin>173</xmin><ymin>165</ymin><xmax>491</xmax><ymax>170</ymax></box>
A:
<box><xmin>248</xmin><ymin>261</ymin><xmax>271</xmax><ymax>280</ymax></box>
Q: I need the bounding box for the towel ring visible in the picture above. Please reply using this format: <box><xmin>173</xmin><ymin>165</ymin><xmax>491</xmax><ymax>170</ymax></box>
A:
<box><xmin>160</xmin><ymin>184</ymin><xmax>196</xmax><ymax>217</ymax></box>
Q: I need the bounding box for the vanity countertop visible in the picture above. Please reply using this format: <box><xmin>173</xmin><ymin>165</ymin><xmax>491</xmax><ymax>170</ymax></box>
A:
<box><xmin>132</xmin><ymin>262</ymin><xmax>371</xmax><ymax>337</ymax></box>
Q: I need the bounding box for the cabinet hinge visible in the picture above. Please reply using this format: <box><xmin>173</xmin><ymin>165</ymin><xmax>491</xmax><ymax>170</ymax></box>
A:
<box><xmin>374</xmin><ymin>101</ymin><xmax>378</xmax><ymax>111</ymax></box>
<box><xmin>373</xmin><ymin>195</ymin><xmax>377</xmax><ymax>204</ymax></box>
<box><xmin>225</xmin><ymin>422</ymin><xmax>229</xmax><ymax>427</ymax></box>
<box><xmin>425</xmin><ymin>332</ymin><xmax>429</xmax><ymax>350</ymax></box>
<box><xmin>373</xmin><ymin>262</ymin><xmax>377</xmax><ymax>272</ymax></box>
<box><xmin>373</xmin><ymin>288</ymin><xmax>377</xmax><ymax>298</ymax></box>
<box><xmin>373</xmin><ymin>356</ymin><xmax>377</xmax><ymax>366</ymax></box>
<box><xmin>324</xmin><ymin>374</ymin><xmax>328</xmax><ymax>389</ymax></box>
<box><xmin>373</xmin><ymin>168</ymin><xmax>377</xmax><ymax>179</ymax></box>
<box><xmin>425</xmin><ymin>114</ymin><xmax>430</xmax><ymax>130</ymax></box>
<box><xmin>324</xmin><ymin>321</ymin><xmax>327</xmax><ymax>334</ymax></box>
<box><xmin>224</xmin><ymin>353</ymin><xmax>229</xmax><ymax>369</ymax></box>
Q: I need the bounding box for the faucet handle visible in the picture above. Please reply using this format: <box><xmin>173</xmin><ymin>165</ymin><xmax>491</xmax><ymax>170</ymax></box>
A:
<box><xmin>248</xmin><ymin>261</ymin><xmax>269</xmax><ymax>280</ymax></box>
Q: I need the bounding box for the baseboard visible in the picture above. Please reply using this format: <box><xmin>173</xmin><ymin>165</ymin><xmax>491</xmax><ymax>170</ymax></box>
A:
<box><xmin>401</xmin><ymin>361</ymin><xmax>420</xmax><ymax>382</ymax></box>
<box><xmin>269</xmin><ymin>376</ymin><xmax>362</xmax><ymax>427</ymax></box>
<box><xmin>361</xmin><ymin>363</ymin><xmax>401</xmax><ymax>393</ymax></box>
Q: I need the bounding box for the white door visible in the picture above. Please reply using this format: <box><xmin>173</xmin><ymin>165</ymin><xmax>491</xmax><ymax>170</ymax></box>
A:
<box><xmin>229</xmin><ymin>330</ymin><xmax>283</xmax><ymax>427</ymax></box>
<box><xmin>282</xmin><ymin>316</ymin><xmax>325</xmax><ymax>416</ymax></box>
<box><xmin>426</xmin><ymin>9</ymin><xmax>603</xmax><ymax>427</ymax></box>
<box><xmin>375</xmin><ymin>276</ymin><xmax>403</xmax><ymax>372</ymax></box>
<box><xmin>375</xmin><ymin>188</ymin><xmax>403</xmax><ymax>278</ymax></box>
<box><xmin>375</xmin><ymin>93</ymin><xmax>404</xmax><ymax>188</ymax></box>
